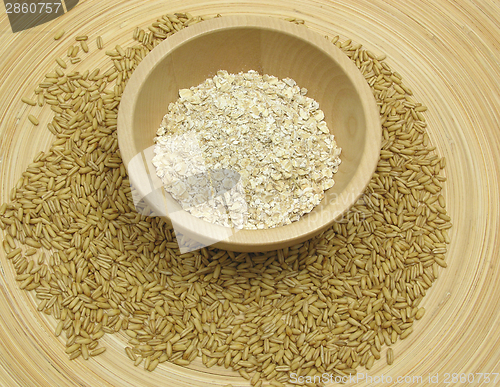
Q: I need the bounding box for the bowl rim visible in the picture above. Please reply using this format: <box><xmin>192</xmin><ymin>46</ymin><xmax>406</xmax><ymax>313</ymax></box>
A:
<box><xmin>117</xmin><ymin>15</ymin><xmax>382</xmax><ymax>252</ymax></box>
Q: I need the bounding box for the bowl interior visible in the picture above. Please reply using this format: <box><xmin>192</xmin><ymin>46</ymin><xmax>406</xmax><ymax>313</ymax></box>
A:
<box><xmin>118</xmin><ymin>16</ymin><xmax>381</xmax><ymax>251</ymax></box>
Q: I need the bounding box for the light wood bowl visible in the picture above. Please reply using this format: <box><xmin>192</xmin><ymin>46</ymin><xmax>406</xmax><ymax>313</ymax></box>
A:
<box><xmin>117</xmin><ymin>15</ymin><xmax>381</xmax><ymax>252</ymax></box>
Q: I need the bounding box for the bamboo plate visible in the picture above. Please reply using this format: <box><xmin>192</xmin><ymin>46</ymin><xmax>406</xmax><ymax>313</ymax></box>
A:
<box><xmin>0</xmin><ymin>1</ymin><xmax>499</xmax><ymax>386</ymax></box>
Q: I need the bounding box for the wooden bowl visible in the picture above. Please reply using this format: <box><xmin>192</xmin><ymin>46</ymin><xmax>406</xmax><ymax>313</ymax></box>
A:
<box><xmin>117</xmin><ymin>15</ymin><xmax>381</xmax><ymax>252</ymax></box>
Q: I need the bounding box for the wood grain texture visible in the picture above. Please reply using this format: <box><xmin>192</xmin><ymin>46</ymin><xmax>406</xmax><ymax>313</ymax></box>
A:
<box><xmin>0</xmin><ymin>0</ymin><xmax>499</xmax><ymax>386</ymax></box>
<box><xmin>117</xmin><ymin>15</ymin><xmax>381</xmax><ymax>252</ymax></box>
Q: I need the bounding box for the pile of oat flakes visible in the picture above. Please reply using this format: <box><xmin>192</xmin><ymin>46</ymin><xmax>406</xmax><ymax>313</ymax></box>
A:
<box><xmin>153</xmin><ymin>70</ymin><xmax>342</xmax><ymax>230</ymax></box>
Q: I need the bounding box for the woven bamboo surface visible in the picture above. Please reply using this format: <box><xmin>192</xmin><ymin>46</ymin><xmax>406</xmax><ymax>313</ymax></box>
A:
<box><xmin>0</xmin><ymin>0</ymin><xmax>499</xmax><ymax>386</ymax></box>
